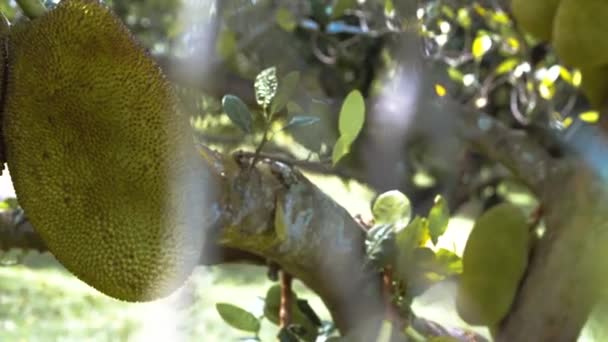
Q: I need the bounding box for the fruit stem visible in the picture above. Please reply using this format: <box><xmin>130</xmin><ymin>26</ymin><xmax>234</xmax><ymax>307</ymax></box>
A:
<box><xmin>16</xmin><ymin>0</ymin><xmax>46</xmax><ymax>19</ymax></box>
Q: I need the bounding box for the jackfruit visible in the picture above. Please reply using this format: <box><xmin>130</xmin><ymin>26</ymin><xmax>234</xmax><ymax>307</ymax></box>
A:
<box><xmin>511</xmin><ymin>0</ymin><xmax>560</xmax><ymax>42</ymax></box>
<box><xmin>553</xmin><ymin>0</ymin><xmax>608</xmax><ymax>69</ymax></box>
<box><xmin>456</xmin><ymin>203</ymin><xmax>529</xmax><ymax>327</ymax></box>
<box><xmin>3</xmin><ymin>0</ymin><xmax>212</xmax><ymax>301</ymax></box>
<box><xmin>579</xmin><ymin>65</ymin><xmax>608</xmax><ymax>109</ymax></box>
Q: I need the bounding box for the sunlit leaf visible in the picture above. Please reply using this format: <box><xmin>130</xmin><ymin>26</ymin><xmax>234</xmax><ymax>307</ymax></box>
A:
<box><xmin>490</xmin><ymin>11</ymin><xmax>510</xmax><ymax>25</ymax></box>
<box><xmin>559</xmin><ymin>66</ymin><xmax>573</xmax><ymax>84</ymax></box>
<box><xmin>222</xmin><ymin>94</ymin><xmax>252</xmax><ymax>133</ymax></box>
<box><xmin>384</xmin><ymin>0</ymin><xmax>394</xmax><ymax>16</ymax></box>
<box><xmin>434</xmin><ymin>83</ymin><xmax>447</xmax><ymax>97</ymax></box>
<box><xmin>562</xmin><ymin>116</ymin><xmax>573</xmax><ymax>128</ymax></box>
<box><xmin>338</xmin><ymin>89</ymin><xmax>366</xmax><ymax>142</ymax></box>
<box><xmin>472</xmin><ymin>33</ymin><xmax>492</xmax><ymax>61</ymax></box>
<box><xmin>428</xmin><ymin>195</ymin><xmax>449</xmax><ymax>245</ymax></box>
<box><xmin>435</xmin><ymin>248</ymin><xmax>462</xmax><ymax>275</ymax></box>
<box><xmin>332</xmin><ymin>135</ymin><xmax>351</xmax><ymax>166</ymax></box>
<box><xmin>447</xmin><ymin>67</ymin><xmax>464</xmax><ymax>83</ymax></box>
<box><xmin>216</xmin><ymin>303</ymin><xmax>260</xmax><ymax>333</ymax></box>
<box><xmin>457</xmin><ymin>8</ymin><xmax>471</xmax><ymax>29</ymax></box>
<box><xmin>394</xmin><ymin>217</ymin><xmax>431</xmax><ymax>282</ymax></box>
<box><xmin>579</xmin><ymin>110</ymin><xmax>600</xmax><ymax>123</ymax></box>
<box><xmin>495</xmin><ymin>58</ymin><xmax>519</xmax><ymax>75</ymax></box>
<box><xmin>372</xmin><ymin>190</ymin><xmax>412</xmax><ymax>227</ymax></box>
<box><xmin>538</xmin><ymin>81</ymin><xmax>555</xmax><ymax>100</ymax></box>
<box><xmin>255</xmin><ymin>66</ymin><xmax>278</xmax><ymax>110</ymax></box>
<box><xmin>573</xmin><ymin>70</ymin><xmax>583</xmax><ymax>87</ymax></box>
<box><xmin>272</xmin><ymin>71</ymin><xmax>301</xmax><ymax>114</ymax></box>
<box><xmin>505</xmin><ymin>37</ymin><xmax>520</xmax><ymax>52</ymax></box>
<box><xmin>276</xmin><ymin>7</ymin><xmax>297</xmax><ymax>32</ymax></box>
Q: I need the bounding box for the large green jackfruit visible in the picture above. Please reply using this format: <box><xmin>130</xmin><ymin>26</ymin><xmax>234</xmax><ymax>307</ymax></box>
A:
<box><xmin>3</xmin><ymin>0</ymin><xmax>212</xmax><ymax>301</ymax></box>
<box><xmin>511</xmin><ymin>0</ymin><xmax>561</xmax><ymax>42</ymax></box>
<box><xmin>553</xmin><ymin>0</ymin><xmax>608</xmax><ymax>69</ymax></box>
<box><xmin>456</xmin><ymin>203</ymin><xmax>529</xmax><ymax>327</ymax></box>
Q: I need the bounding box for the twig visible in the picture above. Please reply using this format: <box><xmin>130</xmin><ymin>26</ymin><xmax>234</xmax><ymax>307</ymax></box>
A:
<box><xmin>279</xmin><ymin>271</ymin><xmax>293</xmax><ymax>328</ymax></box>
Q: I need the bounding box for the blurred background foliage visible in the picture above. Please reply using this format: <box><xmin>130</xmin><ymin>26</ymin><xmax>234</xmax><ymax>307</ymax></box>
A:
<box><xmin>1</xmin><ymin>0</ymin><xmax>606</xmax><ymax>340</ymax></box>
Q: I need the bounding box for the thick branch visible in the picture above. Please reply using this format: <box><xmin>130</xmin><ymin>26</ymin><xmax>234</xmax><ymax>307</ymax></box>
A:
<box><xmin>496</xmin><ymin>124</ymin><xmax>608</xmax><ymax>341</ymax></box>
<box><xmin>214</xmin><ymin>154</ymin><xmax>386</xmax><ymax>338</ymax></box>
<box><xmin>455</xmin><ymin>103</ymin><xmax>555</xmax><ymax>196</ymax></box>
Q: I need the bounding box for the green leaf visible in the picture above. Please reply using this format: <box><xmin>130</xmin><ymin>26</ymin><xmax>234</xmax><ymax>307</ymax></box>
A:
<box><xmin>338</xmin><ymin>90</ymin><xmax>365</xmax><ymax>143</ymax></box>
<box><xmin>272</xmin><ymin>71</ymin><xmax>301</xmax><ymax>114</ymax></box>
<box><xmin>472</xmin><ymin>32</ymin><xmax>492</xmax><ymax>61</ymax></box>
<box><xmin>384</xmin><ymin>0</ymin><xmax>394</xmax><ymax>15</ymax></box>
<box><xmin>365</xmin><ymin>224</ymin><xmax>396</xmax><ymax>268</ymax></box>
<box><xmin>372</xmin><ymin>190</ymin><xmax>412</xmax><ymax>227</ymax></box>
<box><xmin>276</xmin><ymin>7</ymin><xmax>297</xmax><ymax>32</ymax></box>
<box><xmin>427</xmin><ymin>195</ymin><xmax>450</xmax><ymax>245</ymax></box>
<box><xmin>331</xmin><ymin>135</ymin><xmax>351</xmax><ymax>166</ymax></box>
<box><xmin>435</xmin><ymin>248</ymin><xmax>462</xmax><ymax>275</ymax></box>
<box><xmin>222</xmin><ymin>94</ymin><xmax>252</xmax><ymax>133</ymax></box>
<box><xmin>255</xmin><ymin>66</ymin><xmax>278</xmax><ymax>110</ymax></box>
<box><xmin>394</xmin><ymin>217</ymin><xmax>430</xmax><ymax>282</ymax></box>
<box><xmin>216</xmin><ymin>303</ymin><xmax>261</xmax><ymax>333</ymax></box>
<box><xmin>264</xmin><ymin>286</ymin><xmax>320</xmax><ymax>342</ymax></box>
<box><xmin>495</xmin><ymin>58</ymin><xmax>520</xmax><ymax>75</ymax></box>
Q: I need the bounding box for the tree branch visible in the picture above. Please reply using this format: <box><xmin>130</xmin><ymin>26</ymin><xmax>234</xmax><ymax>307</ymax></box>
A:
<box><xmin>455</xmin><ymin>102</ymin><xmax>555</xmax><ymax>196</ymax></box>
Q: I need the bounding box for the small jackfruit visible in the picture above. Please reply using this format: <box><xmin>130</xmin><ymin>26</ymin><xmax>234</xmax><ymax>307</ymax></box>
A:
<box><xmin>553</xmin><ymin>0</ymin><xmax>608</xmax><ymax>69</ymax></box>
<box><xmin>455</xmin><ymin>203</ymin><xmax>529</xmax><ymax>327</ymax></box>
<box><xmin>3</xmin><ymin>0</ymin><xmax>213</xmax><ymax>301</ymax></box>
<box><xmin>511</xmin><ymin>0</ymin><xmax>561</xmax><ymax>42</ymax></box>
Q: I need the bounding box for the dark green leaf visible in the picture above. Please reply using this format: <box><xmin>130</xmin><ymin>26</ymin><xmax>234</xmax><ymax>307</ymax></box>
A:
<box><xmin>296</xmin><ymin>300</ymin><xmax>322</xmax><ymax>327</ymax></box>
<box><xmin>427</xmin><ymin>195</ymin><xmax>450</xmax><ymax>245</ymax></box>
<box><xmin>216</xmin><ymin>303</ymin><xmax>261</xmax><ymax>333</ymax></box>
<box><xmin>222</xmin><ymin>94</ymin><xmax>253</xmax><ymax>133</ymax></box>
<box><xmin>365</xmin><ymin>224</ymin><xmax>396</xmax><ymax>268</ymax></box>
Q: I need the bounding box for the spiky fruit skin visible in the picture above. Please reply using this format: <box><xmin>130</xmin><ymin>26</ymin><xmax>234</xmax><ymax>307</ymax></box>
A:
<box><xmin>3</xmin><ymin>0</ymin><xmax>212</xmax><ymax>301</ymax></box>
<box><xmin>552</xmin><ymin>0</ymin><xmax>608</xmax><ymax>109</ymax></box>
<box><xmin>456</xmin><ymin>203</ymin><xmax>529</xmax><ymax>327</ymax></box>
<box><xmin>553</xmin><ymin>0</ymin><xmax>608</xmax><ymax>69</ymax></box>
<box><xmin>511</xmin><ymin>0</ymin><xmax>560</xmax><ymax>42</ymax></box>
